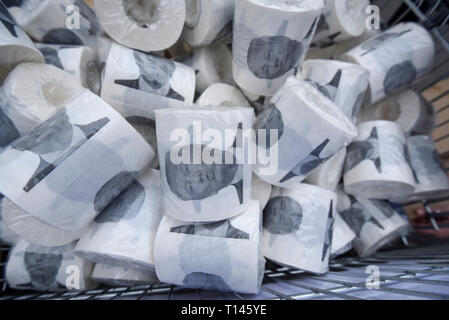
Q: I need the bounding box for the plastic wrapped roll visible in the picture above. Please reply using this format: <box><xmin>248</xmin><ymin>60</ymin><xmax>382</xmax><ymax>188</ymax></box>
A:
<box><xmin>94</xmin><ymin>0</ymin><xmax>185</xmax><ymax>52</ymax></box>
<box><xmin>343</xmin><ymin>121</ymin><xmax>416</xmax><ymax>200</ymax></box>
<box><xmin>360</xmin><ymin>89</ymin><xmax>436</xmax><ymax>136</ymax></box>
<box><xmin>0</xmin><ymin>90</ymin><xmax>155</xmax><ymax>246</ymax></box>
<box><xmin>154</xmin><ymin>200</ymin><xmax>265</xmax><ymax>294</ymax></box>
<box><xmin>240</xmin><ymin>87</ymin><xmax>271</xmax><ymax>116</ymax></box>
<box><xmin>101</xmin><ymin>43</ymin><xmax>195</xmax><ymax>121</ymax></box>
<box><xmin>262</xmin><ymin>183</ymin><xmax>336</xmax><ymax>274</ymax></box>
<box><xmin>251</xmin><ymin>174</ymin><xmax>272</xmax><ymax>211</ymax></box>
<box><xmin>156</xmin><ymin>106</ymin><xmax>254</xmax><ymax>222</ymax></box>
<box><xmin>233</xmin><ymin>0</ymin><xmax>324</xmax><ymax>96</ymax></box>
<box><xmin>182</xmin><ymin>0</ymin><xmax>234</xmax><ymax>47</ymax></box>
<box><xmin>196</xmin><ymin>83</ymin><xmax>250</xmax><ymax>108</ymax></box>
<box><xmin>341</xmin><ymin>22</ymin><xmax>435</xmax><ymax>104</ymax></box>
<box><xmin>0</xmin><ymin>2</ymin><xmax>43</xmax><ymax>83</ymax></box>
<box><xmin>36</xmin><ymin>44</ymin><xmax>100</xmax><ymax>95</ymax></box>
<box><xmin>7</xmin><ymin>0</ymin><xmax>99</xmax><ymax>46</ymax></box>
<box><xmin>91</xmin><ymin>263</ymin><xmax>159</xmax><ymax>287</ymax></box>
<box><xmin>312</xmin><ymin>0</ymin><xmax>370</xmax><ymax>46</ymax></box>
<box><xmin>337</xmin><ymin>190</ymin><xmax>409</xmax><ymax>257</ymax></box>
<box><xmin>0</xmin><ymin>195</ymin><xmax>19</xmax><ymax>245</ymax></box>
<box><xmin>75</xmin><ymin>169</ymin><xmax>163</xmax><ymax>270</ymax></box>
<box><xmin>306</xmin><ymin>147</ymin><xmax>347</xmax><ymax>191</ymax></box>
<box><xmin>0</xmin><ymin>63</ymin><xmax>83</xmax><ymax>150</ymax></box>
<box><xmin>253</xmin><ymin>77</ymin><xmax>357</xmax><ymax>188</ymax></box>
<box><xmin>332</xmin><ymin>29</ymin><xmax>379</xmax><ymax>59</ymax></box>
<box><xmin>6</xmin><ymin>240</ymin><xmax>97</xmax><ymax>292</ymax></box>
<box><xmin>299</xmin><ymin>59</ymin><xmax>369</xmax><ymax>123</ymax></box>
<box><xmin>331</xmin><ymin>211</ymin><xmax>355</xmax><ymax>258</ymax></box>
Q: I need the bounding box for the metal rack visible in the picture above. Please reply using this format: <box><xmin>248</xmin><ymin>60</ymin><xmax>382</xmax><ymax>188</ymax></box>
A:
<box><xmin>0</xmin><ymin>0</ymin><xmax>449</xmax><ymax>300</ymax></box>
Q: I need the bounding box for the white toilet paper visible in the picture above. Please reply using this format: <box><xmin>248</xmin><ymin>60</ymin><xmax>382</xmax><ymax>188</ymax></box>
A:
<box><xmin>360</xmin><ymin>89</ymin><xmax>436</xmax><ymax>136</ymax></box>
<box><xmin>196</xmin><ymin>83</ymin><xmax>250</xmax><ymax>108</ymax></box>
<box><xmin>36</xmin><ymin>44</ymin><xmax>100</xmax><ymax>95</ymax></box>
<box><xmin>299</xmin><ymin>59</ymin><xmax>369</xmax><ymax>123</ymax></box>
<box><xmin>331</xmin><ymin>210</ymin><xmax>355</xmax><ymax>258</ymax></box>
<box><xmin>332</xmin><ymin>29</ymin><xmax>380</xmax><ymax>60</ymax></box>
<box><xmin>8</xmin><ymin>0</ymin><xmax>99</xmax><ymax>46</ymax></box>
<box><xmin>0</xmin><ymin>195</ymin><xmax>19</xmax><ymax>245</ymax></box>
<box><xmin>75</xmin><ymin>169</ymin><xmax>163</xmax><ymax>270</ymax></box>
<box><xmin>6</xmin><ymin>240</ymin><xmax>97</xmax><ymax>291</ymax></box>
<box><xmin>0</xmin><ymin>90</ymin><xmax>155</xmax><ymax>246</ymax></box>
<box><xmin>312</xmin><ymin>0</ymin><xmax>370</xmax><ymax>46</ymax></box>
<box><xmin>233</xmin><ymin>0</ymin><xmax>324</xmax><ymax>96</ymax></box>
<box><xmin>253</xmin><ymin>77</ymin><xmax>357</xmax><ymax>189</ymax></box>
<box><xmin>91</xmin><ymin>263</ymin><xmax>159</xmax><ymax>287</ymax></box>
<box><xmin>182</xmin><ymin>0</ymin><xmax>234</xmax><ymax>47</ymax></box>
<box><xmin>337</xmin><ymin>190</ymin><xmax>409</xmax><ymax>257</ymax></box>
<box><xmin>306</xmin><ymin>147</ymin><xmax>347</xmax><ymax>191</ymax></box>
<box><xmin>0</xmin><ymin>63</ymin><xmax>83</xmax><ymax>149</ymax></box>
<box><xmin>344</xmin><ymin>121</ymin><xmax>416</xmax><ymax>200</ymax></box>
<box><xmin>155</xmin><ymin>106</ymin><xmax>254</xmax><ymax>222</ymax></box>
<box><xmin>154</xmin><ymin>200</ymin><xmax>265</xmax><ymax>294</ymax></box>
<box><xmin>251</xmin><ymin>174</ymin><xmax>272</xmax><ymax>211</ymax></box>
<box><xmin>341</xmin><ymin>22</ymin><xmax>435</xmax><ymax>104</ymax></box>
<box><xmin>0</xmin><ymin>2</ymin><xmax>43</xmax><ymax>83</ymax></box>
<box><xmin>262</xmin><ymin>183</ymin><xmax>336</xmax><ymax>274</ymax></box>
<box><xmin>240</xmin><ymin>87</ymin><xmax>271</xmax><ymax>116</ymax></box>
<box><xmin>94</xmin><ymin>0</ymin><xmax>185</xmax><ymax>52</ymax></box>
<box><xmin>101</xmin><ymin>42</ymin><xmax>195</xmax><ymax>121</ymax></box>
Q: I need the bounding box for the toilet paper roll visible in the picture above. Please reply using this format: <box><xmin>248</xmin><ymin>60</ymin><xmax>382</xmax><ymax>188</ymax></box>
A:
<box><xmin>0</xmin><ymin>195</ymin><xmax>19</xmax><ymax>245</ymax></box>
<box><xmin>331</xmin><ymin>211</ymin><xmax>355</xmax><ymax>258</ymax></box>
<box><xmin>253</xmin><ymin>77</ymin><xmax>358</xmax><ymax>188</ymax></box>
<box><xmin>0</xmin><ymin>63</ymin><xmax>84</xmax><ymax>149</ymax></box>
<box><xmin>299</xmin><ymin>59</ymin><xmax>369</xmax><ymax>123</ymax></box>
<box><xmin>240</xmin><ymin>87</ymin><xmax>271</xmax><ymax>116</ymax></box>
<box><xmin>182</xmin><ymin>0</ymin><xmax>234</xmax><ymax>47</ymax></box>
<box><xmin>262</xmin><ymin>183</ymin><xmax>336</xmax><ymax>274</ymax></box>
<box><xmin>196</xmin><ymin>83</ymin><xmax>250</xmax><ymax>108</ymax></box>
<box><xmin>0</xmin><ymin>90</ymin><xmax>155</xmax><ymax>246</ymax></box>
<box><xmin>101</xmin><ymin>42</ymin><xmax>195</xmax><ymax>121</ymax></box>
<box><xmin>96</xmin><ymin>36</ymin><xmax>113</xmax><ymax>68</ymax></box>
<box><xmin>126</xmin><ymin>116</ymin><xmax>159</xmax><ymax>169</ymax></box>
<box><xmin>156</xmin><ymin>106</ymin><xmax>254</xmax><ymax>222</ymax></box>
<box><xmin>233</xmin><ymin>0</ymin><xmax>324</xmax><ymax>96</ymax></box>
<box><xmin>360</xmin><ymin>89</ymin><xmax>436</xmax><ymax>136</ymax></box>
<box><xmin>341</xmin><ymin>22</ymin><xmax>435</xmax><ymax>104</ymax></box>
<box><xmin>332</xmin><ymin>29</ymin><xmax>379</xmax><ymax>60</ymax></box>
<box><xmin>306</xmin><ymin>147</ymin><xmax>347</xmax><ymax>191</ymax></box>
<box><xmin>154</xmin><ymin>200</ymin><xmax>265</xmax><ymax>294</ymax></box>
<box><xmin>36</xmin><ymin>44</ymin><xmax>101</xmax><ymax>95</ymax></box>
<box><xmin>312</xmin><ymin>0</ymin><xmax>370</xmax><ymax>46</ymax></box>
<box><xmin>6</xmin><ymin>240</ymin><xmax>97</xmax><ymax>291</ymax></box>
<box><xmin>252</xmin><ymin>174</ymin><xmax>272</xmax><ymax>211</ymax></box>
<box><xmin>91</xmin><ymin>263</ymin><xmax>159</xmax><ymax>287</ymax></box>
<box><xmin>94</xmin><ymin>0</ymin><xmax>185</xmax><ymax>52</ymax></box>
<box><xmin>0</xmin><ymin>1</ymin><xmax>43</xmax><ymax>83</ymax></box>
<box><xmin>75</xmin><ymin>169</ymin><xmax>163</xmax><ymax>270</ymax></box>
<box><xmin>343</xmin><ymin>121</ymin><xmax>416</xmax><ymax>200</ymax></box>
<box><xmin>337</xmin><ymin>190</ymin><xmax>409</xmax><ymax>257</ymax></box>
<box><xmin>7</xmin><ymin>0</ymin><xmax>100</xmax><ymax>46</ymax></box>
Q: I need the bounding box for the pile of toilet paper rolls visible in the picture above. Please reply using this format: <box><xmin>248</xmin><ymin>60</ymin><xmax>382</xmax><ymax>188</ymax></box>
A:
<box><xmin>154</xmin><ymin>200</ymin><xmax>265</xmax><ymax>294</ymax></box>
<box><xmin>299</xmin><ymin>59</ymin><xmax>370</xmax><ymax>124</ymax></box>
<box><xmin>0</xmin><ymin>90</ymin><xmax>155</xmax><ymax>246</ymax></box>
<box><xmin>155</xmin><ymin>106</ymin><xmax>254</xmax><ymax>222</ymax></box>
<box><xmin>91</xmin><ymin>263</ymin><xmax>159</xmax><ymax>287</ymax></box>
<box><xmin>6</xmin><ymin>240</ymin><xmax>97</xmax><ymax>292</ymax></box>
<box><xmin>74</xmin><ymin>169</ymin><xmax>163</xmax><ymax>270</ymax></box>
<box><xmin>0</xmin><ymin>1</ymin><xmax>43</xmax><ymax>83</ymax></box>
<box><xmin>101</xmin><ymin>42</ymin><xmax>195</xmax><ymax>121</ymax></box>
<box><xmin>341</xmin><ymin>22</ymin><xmax>435</xmax><ymax>104</ymax></box>
<box><xmin>343</xmin><ymin>120</ymin><xmax>416</xmax><ymax>200</ymax></box>
<box><xmin>262</xmin><ymin>183</ymin><xmax>336</xmax><ymax>274</ymax></box>
<box><xmin>360</xmin><ymin>89</ymin><xmax>436</xmax><ymax>136</ymax></box>
<box><xmin>253</xmin><ymin>77</ymin><xmax>357</xmax><ymax>188</ymax></box>
<box><xmin>94</xmin><ymin>0</ymin><xmax>185</xmax><ymax>52</ymax></box>
<box><xmin>196</xmin><ymin>83</ymin><xmax>250</xmax><ymax>108</ymax></box>
<box><xmin>233</xmin><ymin>0</ymin><xmax>324</xmax><ymax>96</ymax></box>
<box><xmin>182</xmin><ymin>0</ymin><xmax>234</xmax><ymax>47</ymax></box>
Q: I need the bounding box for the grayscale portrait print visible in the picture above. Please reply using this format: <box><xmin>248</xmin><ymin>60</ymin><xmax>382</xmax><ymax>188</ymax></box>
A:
<box><xmin>307</xmin><ymin>69</ymin><xmax>342</xmax><ymax>101</ymax></box>
<box><xmin>0</xmin><ymin>2</ymin><xmax>17</xmax><ymax>37</ymax></box>
<box><xmin>361</xmin><ymin>29</ymin><xmax>412</xmax><ymax>55</ymax></box>
<box><xmin>279</xmin><ymin>139</ymin><xmax>330</xmax><ymax>183</ymax></box>
<box><xmin>23</xmin><ymin>245</ymin><xmax>63</xmax><ymax>290</ymax></box>
<box><xmin>39</xmin><ymin>46</ymin><xmax>64</xmax><ymax>69</ymax></box>
<box><xmin>321</xmin><ymin>200</ymin><xmax>334</xmax><ymax>262</ymax></box>
<box><xmin>182</xmin><ymin>272</ymin><xmax>233</xmax><ymax>292</ymax></box>
<box><xmin>170</xmin><ymin>220</ymin><xmax>249</xmax><ymax>240</ymax></box>
<box><xmin>115</xmin><ymin>51</ymin><xmax>185</xmax><ymax>101</ymax></box>
<box><xmin>254</xmin><ymin>103</ymin><xmax>284</xmax><ymax>148</ymax></box>
<box><xmin>0</xmin><ymin>107</ymin><xmax>20</xmax><ymax>147</ymax></box>
<box><xmin>339</xmin><ymin>197</ymin><xmax>384</xmax><ymax>236</ymax></box>
<box><xmin>263</xmin><ymin>196</ymin><xmax>302</xmax><ymax>235</ymax></box>
<box><xmin>345</xmin><ymin>127</ymin><xmax>381</xmax><ymax>174</ymax></box>
<box><xmin>383</xmin><ymin>61</ymin><xmax>417</xmax><ymax>95</ymax></box>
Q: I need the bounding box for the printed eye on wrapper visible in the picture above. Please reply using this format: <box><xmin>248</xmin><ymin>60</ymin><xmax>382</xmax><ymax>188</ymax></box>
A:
<box><xmin>253</xmin><ymin>77</ymin><xmax>358</xmax><ymax>188</ymax></box>
<box><xmin>91</xmin><ymin>263</ymin><xmax>159</xmax><ymax>287</ymax></box>
<box><xmin>155</xmin><ymin>106</ymin><xmax>254</xmax><ymax>222</ymax></box>
<box><xmin>262</xmin><ymin>183</ymin><xmax>336</xmax><ymax>274</ymax></box>
<box><xmin>0</xmin><ymin>89</ymin><xmax>155</xmax><ymax>246</ymax></box>
<box><xmin>233</xmin><ymin>0</ymin><xmax>324</xmax><ymax>96</ymax></box>
<box><xmin>154</xmin><ymin>200</ymin><xmax>265</xmax><ymax>294</ymax></box>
